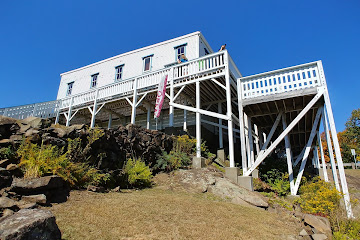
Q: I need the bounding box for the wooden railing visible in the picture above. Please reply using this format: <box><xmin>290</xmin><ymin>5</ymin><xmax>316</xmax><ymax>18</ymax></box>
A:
<box><xmin>239</xmin><ymin>61</ymin><xmax>324</xmax><ymax>100</ymax></box>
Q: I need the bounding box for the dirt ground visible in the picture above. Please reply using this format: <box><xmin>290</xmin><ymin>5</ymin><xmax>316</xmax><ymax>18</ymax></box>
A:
<box><xmin>47</xmin><ymin>188</ymin><xmax>301</xmax><ymax>240</ymax></box>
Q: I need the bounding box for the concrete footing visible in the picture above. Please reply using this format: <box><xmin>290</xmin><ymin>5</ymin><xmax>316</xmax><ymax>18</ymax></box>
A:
<box><xmin>192</xmin><ymin>157</ymin><xmax>206</xmax><ymax>169</ymax></box>
<box><xmin>237</xmin><ymin>176</ymin><xmax>253</xmax><ymax>191</ymax></box>
<box><xmin>217</xmin><ymin>149</ymin><xmax>226</xmax><ymax>162</ymax></box>
<box><xmin>252</xmin><ymin>169</ymin><xmax>259</xmax><ymax>179</ymax></box>
<box><xmin>225</xmin><ymin>167</ymin><xmax>239</xmax><ymax>183</ymax></box>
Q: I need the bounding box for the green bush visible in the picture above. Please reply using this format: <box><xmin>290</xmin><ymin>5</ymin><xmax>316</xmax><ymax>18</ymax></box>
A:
<box><xmin>296</xmin><ymin>177</ymin><xmax>341</xmax><ymax>216</ymax></box>
<box><xmin>155</xmin><ymin>151</ymin><xmax>191</xmax><ymax>172</ymax></box>
<box><xmin>261</xmin><ymin>169</ymin><xmax>290</xmax><ymax>196</ymax></box>
<box><xmin>0</xmin><ymin>146</ymin><xmax>16</xmax><ymax>160</ymax></box>
<box><xmin>333</xmin><ymin>218</ymin><xmax>360</xmax><ymax>240</ymax></box>
<box><xmin>124</xmin><ymin>158</ymin><xmax>152</xmax><ymax>188</ymax></box>
<box><xmin>17</xmin><ymin>139</ymin><xmax>109</xmax><ymax>188</ymax></box>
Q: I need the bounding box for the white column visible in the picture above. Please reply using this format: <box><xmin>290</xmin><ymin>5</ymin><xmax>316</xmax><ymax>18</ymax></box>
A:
<box><xmin>66</xmin><ymin>97</ymin><xmax>73</xmax><ymax>127</ymax></box>
<box><xmin>218</xmin><ymin>102</ymin><xmax>223</xmax><ymax>149</ymax></box>
<box><xmin>324</xmin><ymin>89</ymin><xmax>353</xmax><ymax>218</ymax></box>
<box><xmin>108</xmin><ymin>113</ymin><xmax>112</xmax><ymax>129</ymax></box>
<box><xmin>183</xmin><ymin>99</ymin><xmax>187</xmax><ymax>131</ymax></box>
<box><xmin>196</xmin><ymin>80</ymin><xmax>201</xmax><ymax>158</ymax></box>
<box><xmin>169</xmin><ymin>68</ymin><xmax>174</xmax><ymax>127</ymax></box>
<box><xmin>314</xmin><ymin>147</ymin><xmax>321</xmax><ymax>170</ymax></box>
<box><xmin>131</xmin><ymin>78</ymin><xmax>138</xmax><ymax>124</ymax></box>
<box><xmin>254</xmin><ymin>124</ymin><xmax>260</xmax><ymax>157</ymax></box>
<box><xmin>318</xmin><ymin>132</ymin><xmax>329</xmax><ymax>182</ymax></box>
<box><xmin>248</xmin><ymin>117</ymin><xmax>255</xmax><ymax>166</ymax></box>
<box><xmin>90</xmin><ymin>89</ymin><xmax>99</xmax><ymax>128</ymax></box>
<box><xmin>55</xmin><ymin>101</ymin><xmax>60</xmax><ymax>125</ymax></box>
<box><xmin>282</xmin><ymin>113</ymin><xmax>295</xmax><ymax>195</ymax></box>
<box><xmin>146</xmin><ymin>105</ymin><xmax>151</xmax><ymax>130</ymax></box>
<box><xmin>225</xmin><ymin>51</ymin><xmax>235</xmax><ymax>168</ymax></box>
<box><xmin>237</xmin><ymin>79</ymin><xmax>248</xmax><ymax>172</ymax></box>
<box><xmin>323</xmin><ymin>110</ymin><xmax>340</xmax><ymax>191</ymax></box>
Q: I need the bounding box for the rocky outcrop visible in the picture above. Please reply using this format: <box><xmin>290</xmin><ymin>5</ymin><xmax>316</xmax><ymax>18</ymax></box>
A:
<box><xmin>153</xmin><ymin>167</ymin><xmax>269</xmax><ymax>209</ymax></box>
<box><xmin>0</xmin><ymin>209</ymin><xmax>61</xmax><ymax>240</ymax></box>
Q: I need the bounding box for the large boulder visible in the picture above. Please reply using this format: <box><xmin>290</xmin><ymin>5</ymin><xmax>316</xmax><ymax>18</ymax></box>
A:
<box><xmin>20</xmin><ymin>117</ymin><xmax>52</xmax><ymax>129</ymax></box>
<box><xmin>0</xmin><ymin>167</ymin><xmax>13</xmax><ymax>189</ymax></box>
<box><xmin>10</xmin><ymin>175</ymin><xmax>69</xmax><ymax>203</ymax></box>
<box><xmin>0</xmin><ymin>209</ymin><xmax>61</xmax><ymax>240</ymax></box>
<box><xmin>0</xmin><ymin>116</ymin><xmax>19</xmax><ymax>140</ymax></box>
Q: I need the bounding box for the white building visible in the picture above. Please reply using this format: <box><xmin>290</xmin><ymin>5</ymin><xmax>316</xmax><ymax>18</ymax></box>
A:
<box><xmin>0</xmin><ymin>31</ymin><xmax>354</xmax><ymax>218</ymax></box>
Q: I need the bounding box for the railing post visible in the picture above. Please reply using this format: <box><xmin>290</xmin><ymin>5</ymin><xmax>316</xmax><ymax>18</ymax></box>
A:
<box><xmin>169</xmin><ymin>68</ymin><xmax>174</xmax><ymax>127</ymax></box>
<box><xmin>131</xmin><ymin>78</ymin><xmax>138</xmax><ymax>124</ymax></box>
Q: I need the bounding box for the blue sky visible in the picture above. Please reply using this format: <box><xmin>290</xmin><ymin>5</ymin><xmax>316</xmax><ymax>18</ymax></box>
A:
<box><xmin>0</xmin><ymin>0</ymin><xmax>359</xmax><ymax>130</ymax></box>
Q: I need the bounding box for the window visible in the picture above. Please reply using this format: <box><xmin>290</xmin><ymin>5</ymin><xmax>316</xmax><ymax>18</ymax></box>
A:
<box><xmin>143</xmin><ymin>55</ymin><xmax>153</xmax><ymax>72</ymax></box>
<box><xmin>115</xmin><ymin>65</ymin><xmax>124</xmax><ymax>81</ymax></box>
<box><xmin>67</xmin><ymin>82</ymin><xmax>74</xmax><ymax>95</ymax></box>
<box><xmin>204</xmin><ymin>48</ymin><xmax>209</xmax><ymax>55</ymax></box>
<box><xmin>91</xmin><ymin>73</ymin><xmax>98</xmax><ymax>88</ymax></box>
<box><xmin>174</xmin><ymin>44</ymin><xmax>186</xmax><ymax>61</ymax></box>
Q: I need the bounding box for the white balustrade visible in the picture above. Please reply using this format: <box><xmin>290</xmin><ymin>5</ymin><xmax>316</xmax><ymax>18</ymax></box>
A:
<box><xmin>240</xmin><ymin>62</ymin><xmax>322</xmax><ymax>99</ymax></box>
<box><xmin>0</xmin><ymin>100</ymin><xmax>59</xmax><ymax>120</ymax></box>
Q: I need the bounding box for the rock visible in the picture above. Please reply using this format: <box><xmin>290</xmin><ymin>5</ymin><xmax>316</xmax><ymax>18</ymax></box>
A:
<box><xmin>112</xmin><ymin>186</ymin><xmax>121</xmax><ymax>192</ymax></box>
<box><xmin>21</xmin><ymin>116</ymin><xmax>52</xmax><ymax>129</ymax></box>
<box><xmin>300</xmin><ymin>229</ymin><xmax>309</xmax><ymax>236</ymax></box>
<box><xmin>6</xmin><ymin>164</ymin><xmax>18</xmax><ymax>171</ymax></box>
<box><xmin>0</xmin><ymin>168</ymin><xmax>13</xmax><ymax>189</ymax></box>
<box><xmin>0</xmin><ymin>159</ymin><xmax>12</xmax><ymax>168</ymax></box>
<box><xmin>22</xmin><ymin>194</ymin><xmax>47</xmax><ymax>205</ymax></box>
<box><xmin>87</xmin><ymin>185</ymin><xmax>105</xmax><ymax>193</ymax></box>
<box><xmin>0</xmin><ymin>197</ymin><xmax>18</xmax><ymax>210</ymax></box>
<box><xmin>9</xmin><ymin>135</ymin><xmax>23</xmax><ymax>142</ymax></box>
<box><xmin>0</xmin><ymin>209</ymin><xmax>61</xmax><ymax>240</ymax></box>
<box><xmin>51</xmin><ymin>127</ymin><xmax>67</xmax><ymax>138</ymax></box>
<box><xmin>2</xmin><ymin>208</ymin><xmax>14</xmax><ymax>218</ymax></box>
<box><xmin>0</xmin><ymin>116</ymin><xmax>19</xmax><ymax>140</ymax></box>
<box><xmin>10</xmin><ymin>175</ymin><xmax>69</xmax><ymax>203</ymax></box>
<box><xmin>304</xmin><ymin>214</ymin><xmax>332</xmax><ymax>236</ymax></box>
<box><xmin>311</xmin><ymin>234</ymin><xmax>328</xmax><ymax>240</ymax></box>
<box><xmin>18</xmin><ymin>202</ymin><xmax>37</xmax><ymax>209</ymax></box>
<box><xmin>24</xmin><ymin>129</ymin><xmax>39</xmax><ymax>137</ymax></box>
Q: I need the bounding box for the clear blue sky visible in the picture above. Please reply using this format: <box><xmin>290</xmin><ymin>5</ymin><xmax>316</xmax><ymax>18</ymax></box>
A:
<box><xmin>0</xmin><ymin>0</ymin><xmax>359</xmax><ymax>130</ymax></box>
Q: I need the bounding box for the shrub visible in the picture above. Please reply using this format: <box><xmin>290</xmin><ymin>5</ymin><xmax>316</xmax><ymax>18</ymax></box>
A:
<box><xmin>333</xmin><ymin>218</ymin><xmax>360</xmax><ymax>240</ymax></box>
<box><xmin>174</xmin><ymin>135</ymin><xmax>196</xmax><ymax>155</ymax></box>
<box><xmin>0</xmin><ymin>146</ymin><xmax>16</xmax><ymax>160</ymax></box>
<box><xmin>17</xmin><ymin>139</ymin><xmax>109</xmax><ymax>188</ymax></box>
<box><xmin>296</xmin><ymin>177</ymin><xmax>341</xmax><ymax>216</ymax></box>
<box><xmin>155</xmin><ymin>151</ymin><xmax>191</xmax><ymax>172</ymax></box>
<box><xmin>261</xmin><ymin>169</ymin><xmax>290</xmax><ymax>196</ymax></box>
<box><xmin>124</xmin><ymin>158</ymin><xmax>152</xmax><ymax>188</ymax></box>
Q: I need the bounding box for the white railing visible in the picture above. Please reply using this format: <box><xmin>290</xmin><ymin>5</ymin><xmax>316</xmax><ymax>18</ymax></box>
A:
<box><xmin>0</xmin><ymin>100</ymin><xmax>60</xmax><ymax>120</ymax></box>
<box><xmin>239</xmin><ymin>61</ymin><xmax>323</xmax><ymax>99</ymax></box>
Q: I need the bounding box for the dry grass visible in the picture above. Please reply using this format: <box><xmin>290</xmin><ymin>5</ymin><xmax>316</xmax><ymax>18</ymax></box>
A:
<box><xmin>47</xmin><ymin>188</ymin><xmax>300</xmax><ymax>240</ymax></box>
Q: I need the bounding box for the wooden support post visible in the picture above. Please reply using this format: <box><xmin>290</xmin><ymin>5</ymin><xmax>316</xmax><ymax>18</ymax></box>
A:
<box><xmin>131</xmin><ymin>78</ymin><xmax>138</xmax><ymax>124</ymax></box>
<box><xmin>169</xmin><ymin>68</ymin><xmax>174</xmax><ymax>127</ymax></box>
<box><xmin>66</xmin><ymin>97</ymin><xmax>73</xmax><ymax>127</ymax></box>
<box><xmin>323</xmin><ymin>86</ymin><xmax>353</xmax><ymax>218</ymax></box>
<box><xmin>90</xmin><ymin>89</ymin><xmax>99</xmax><ymax>128</ymax></box>
<box><xmin>218</xmin><ymin>102</ymin><xmax>223</xmax><ymax>149</ymax></box>
<box><xmin>314</xmin><ymin>147</ymin><xmax>321</xmax><ymax>170</ymax></box>
<box><xmin>317</xmin><ymin>132</ymin><xmax>329</xmax><ymax>182</ymax></box>
<box><xmin>108</xmin><ymin>113</ymin><xmax>112</xmax><ymax>129</ymax></box>
<box><xmin>248</xmin><ymin>117</ymin><xmax>255</xmax><ymax>166</ymax></box>
<box><xmin>183</xmin><ymin>99</ymin><xmax>187</xmax><ymax>131</ymax></box>
<box><xmin>196</xmin><ymin>79</ymin><xmax>201</xmax><ymax>158</ymax></box>
<box><xmin>282</xmin><ymin>113</ymin><xmax>295</xmax><ymax>195</ymax></box>
<box><xmin>146</xmin><ymin>105</ymin><xmax>151</xmax><ymax>130</ymax></box>
<box><xmin>254</xmin><ymin>124</ymin><xmax>260</xmax><ymax>157</ymax></box>
<box><xmin>293</xmin><ymin>107</ymin><xmax>323</xmax><ymax>194</ymax></box>
<box><xmin>225</xmin><ymin>52</ymin><xmax>235</xmax><ymax>168</ymax></box>
<box><xmin>257</xmin><ymin>113</ymin><xmax>282</xmax><ymax>159</ymax></box>
<box><xmin>237</xmin><ymin>79</ymin><xmax>248</xmax><ymax>172</ymax></box>
<box><xmin>323</xmin><ymin>110</ymin><xmax>340</xmax><ymax>191</ymax></box>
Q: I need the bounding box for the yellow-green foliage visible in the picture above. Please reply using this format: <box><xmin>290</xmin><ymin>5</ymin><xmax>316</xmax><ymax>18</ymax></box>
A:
<box><xmin>0</xmin><ymin>146</ymin><xmax>16</xmax><ymax>160</ymax></box>
<box><xmin>333</xmin><ymin>218</ymin><xmax>360</xmax><ymax>240</ymax></box>
<box><xmin>174</xmin><ymin>135</ymin><xmax>196</xmax><ymax>155</ymax></box>
<box><xmin>124</xmin><ymin>158</ymin><xmax>153</xmax><ymax>188</ymax></box>
<box><xmin>87</xmin><ymin>127</ymin><xmax>104</xmax><ymax>145</ymax></box>
<box><xmin>296</xmin><ymin>177</ymin><xmax>341</xmax><ymax>216</ymax></box>
<box><xmin>17</xmin><ymin>139</ymin><xmax>109</xmax><ymax>187</ymax></box>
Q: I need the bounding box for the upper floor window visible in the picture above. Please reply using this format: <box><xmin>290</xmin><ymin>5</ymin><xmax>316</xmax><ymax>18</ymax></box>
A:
<box><xmin>91</xmin><ymin>73</ymin><xmax>98</xmax><ymax>88</ymax></box>
<box><xmin>67</xmin><ymin>82</ymin><xmax>74</xmax><ymax>95</ymax></box>
<box><xmin>115</xmin><ymin>65</ymin><xmax>124</xmax><ymax>81</ymax></box>
<box><xmin>204</xmin><ymin>48</ymin><xmax>209</xmax><ymax>55</ymax></box>
<box><xmin>143</xmin><ymin>55</ymin><xmax>153</xmax><ymax>72</ymax></box>
<box><xmin>174</xmin><ymin>44</ymin><xmax>187</xmax><ymax>61</ymax></box>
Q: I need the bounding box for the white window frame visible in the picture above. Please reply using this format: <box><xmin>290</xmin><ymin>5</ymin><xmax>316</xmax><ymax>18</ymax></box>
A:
<box><xmin>115</xmin><ymin>65</ymin><xmax>124</xmax><ymax>81</ymax></box>
<box><xmin>174</xmin><ymin>44</ymin><xmax>187</xmax><ymax>61</ymax></box>
<box><xmin>143</xmin><ymin>55</ymin><xmax>153</xmax><ymax>72</ymax></box>
<box><xmin>67</xmin><ymin>82</ymin><xmax>74</xmax><ymax>96</ymax></box>
<box><xmin>91</xmin><ymin>73</ymin><xmax>99</xmax><ymax>88</ymax></box>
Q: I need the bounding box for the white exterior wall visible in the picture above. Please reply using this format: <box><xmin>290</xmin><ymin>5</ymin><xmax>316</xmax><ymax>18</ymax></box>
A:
<box><xmin>199</xmin><ymin>34</ymin><xmax>214</xmax><ymax>57</ymax></box>
<box><xmin>57</xmin><ymin>32</ymin><xmax>203</xmax><ymax>100</ymax></box>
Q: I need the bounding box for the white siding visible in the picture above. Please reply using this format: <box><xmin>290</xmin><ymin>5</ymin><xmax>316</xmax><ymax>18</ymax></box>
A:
<box><xmin>199</xmin><ymin>34</ymin><xmax>214</xmax><ymax>57</ymax></box>
<box><xmin>57</xmin><ymin>32</ymin><xmax>202</xmax><ymax>100</ymax></box>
